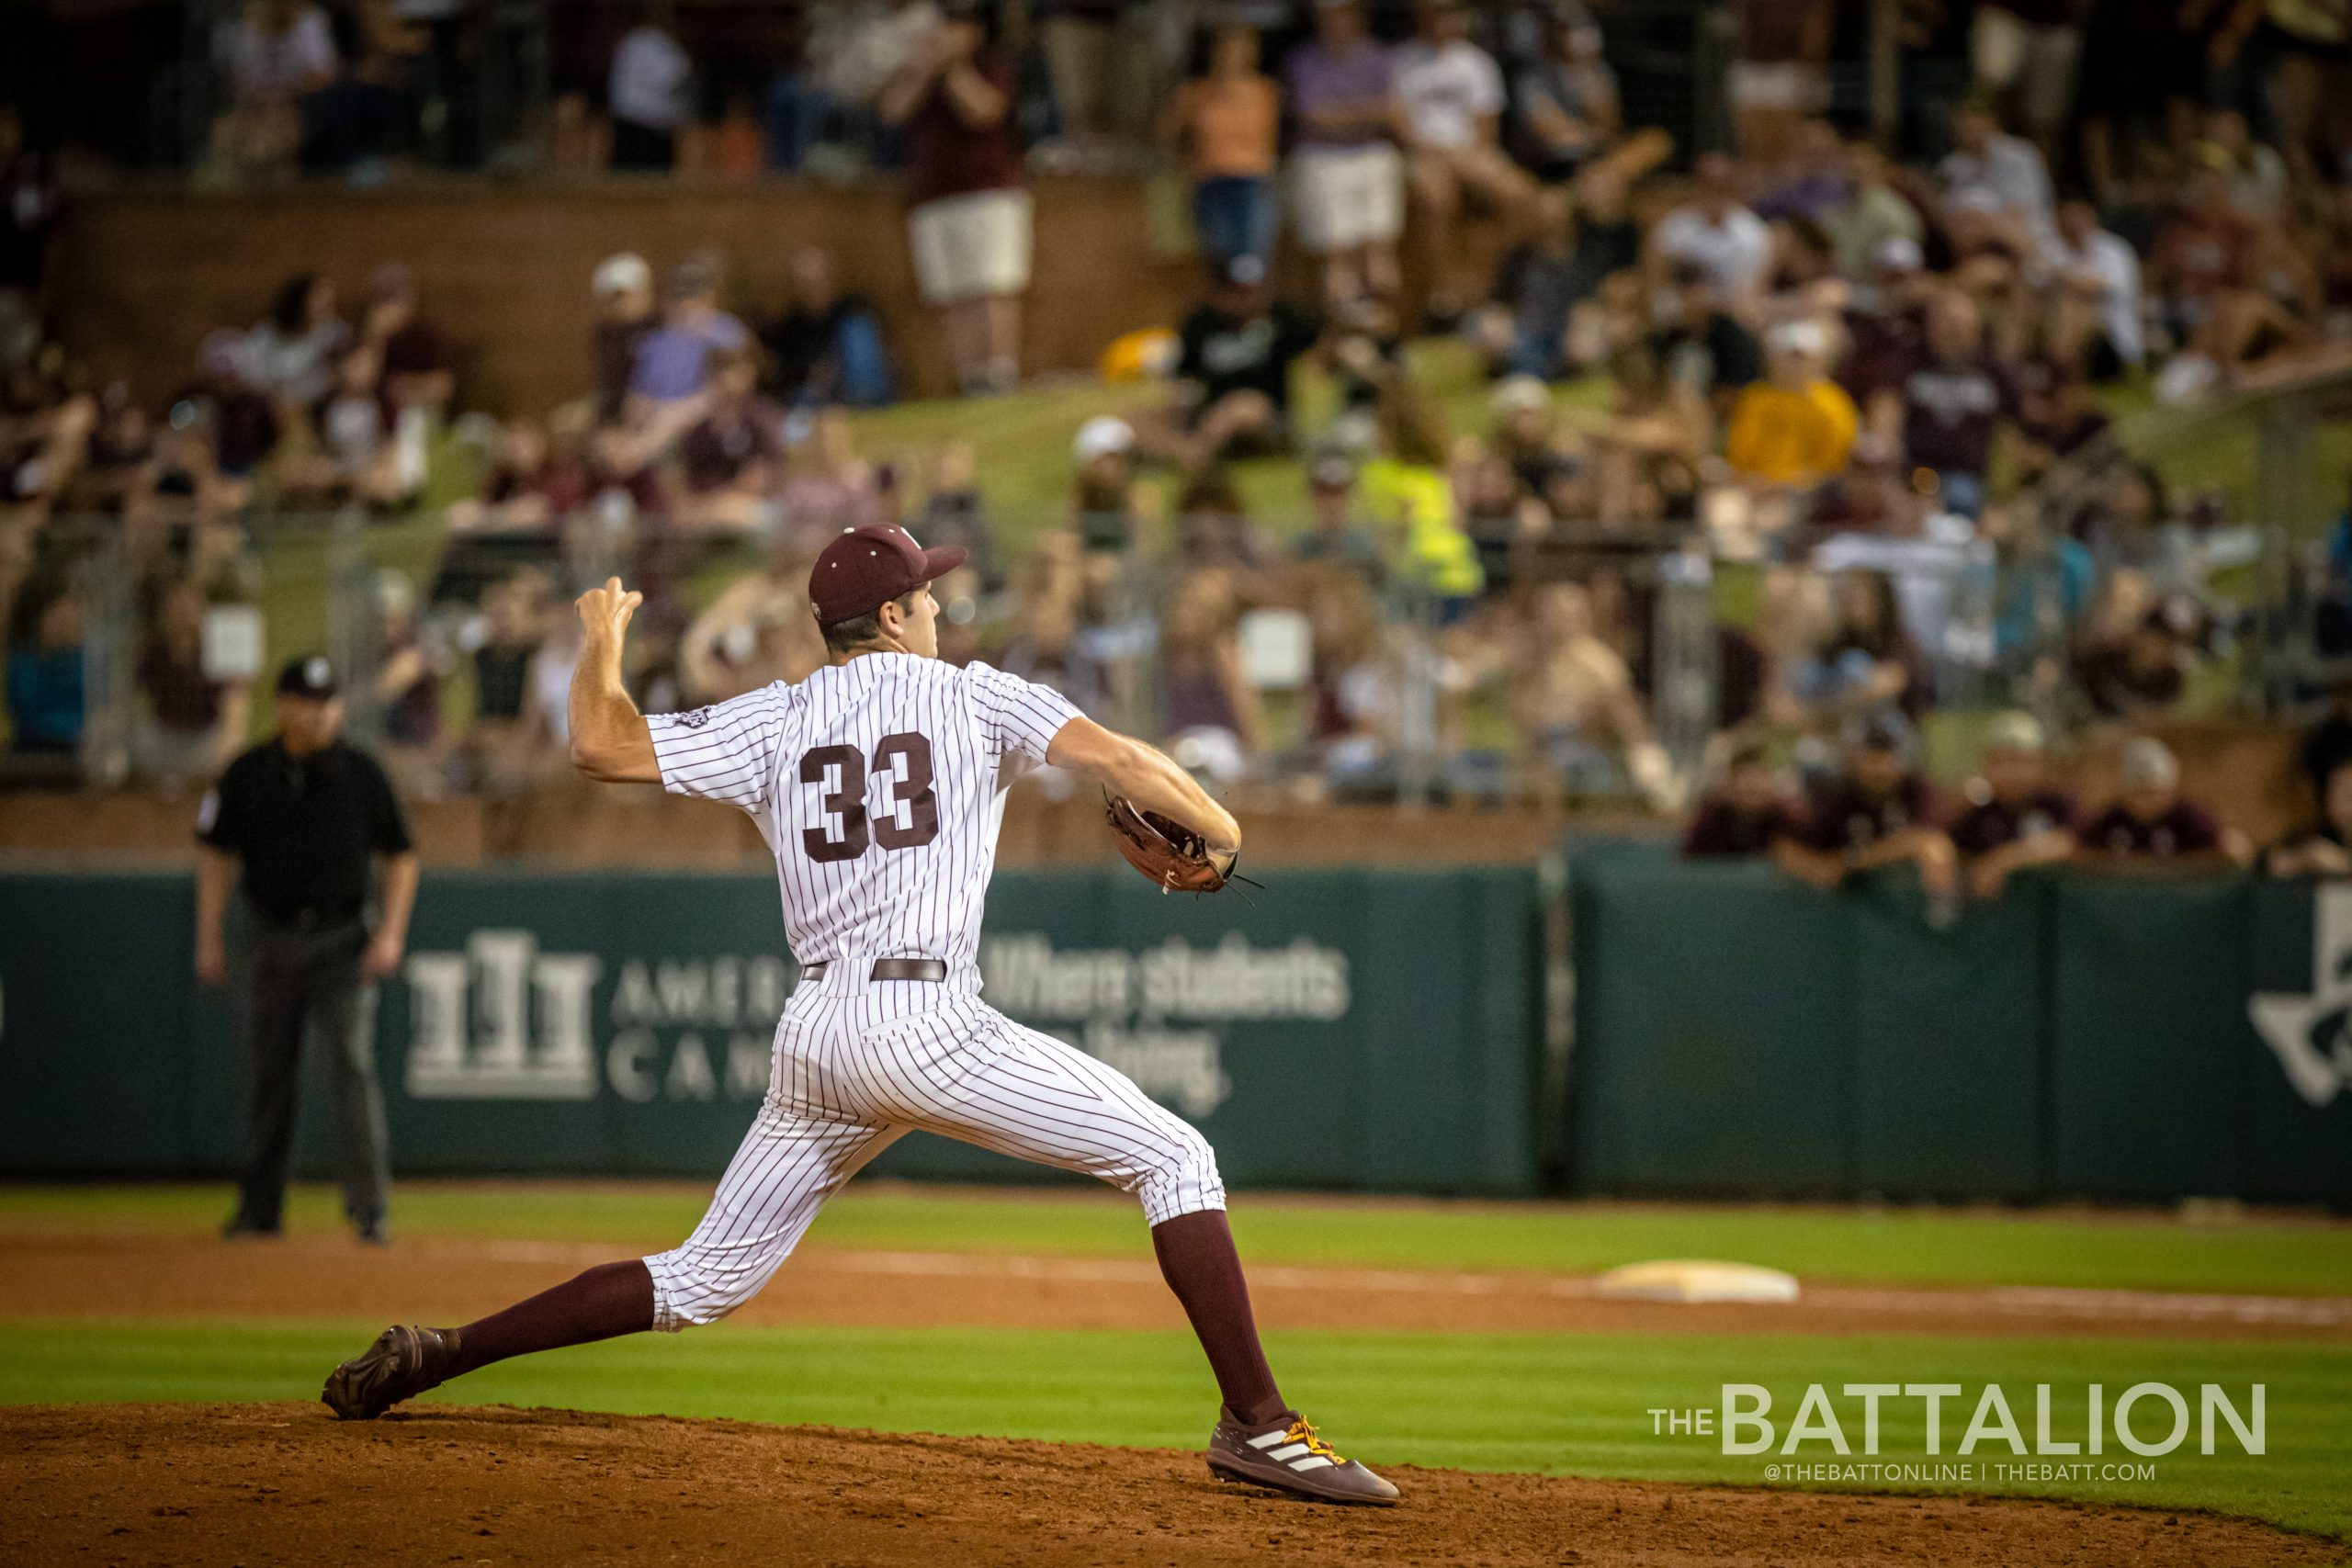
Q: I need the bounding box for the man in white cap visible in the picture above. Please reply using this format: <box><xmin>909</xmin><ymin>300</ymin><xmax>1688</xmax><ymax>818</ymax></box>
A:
<box><xmin>590</xmin><ymin>253</ymin><xmax>655</xmax><ymax>424</ymax></box>
<box><xmin>1724</xmin><ymin>317</ymin><xmax>1858</xmax><ymax>490</ymax></box>
<box><xmin>2078</xmin><ymin>737</ymin><xmax>2249</xmax><ymax>869</ymax></box>
<box><xmin>1948</xmin><ymin>710</ymin><xmax>2079</xmax><ymax>897</ymax></box>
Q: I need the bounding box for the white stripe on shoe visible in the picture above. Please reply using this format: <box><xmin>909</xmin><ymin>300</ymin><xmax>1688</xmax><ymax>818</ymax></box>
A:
<box><xmin>1268</xmin><ymin>1443</ymin><xmax>1311</xmax><ymax>1461</ymax></box>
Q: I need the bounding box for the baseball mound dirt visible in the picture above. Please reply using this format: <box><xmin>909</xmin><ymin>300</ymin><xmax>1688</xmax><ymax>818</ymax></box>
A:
<box><xmin>1</xmin><ymin>1404</ymin><xmax>2335</xmax><ymax>1568</ymax></box>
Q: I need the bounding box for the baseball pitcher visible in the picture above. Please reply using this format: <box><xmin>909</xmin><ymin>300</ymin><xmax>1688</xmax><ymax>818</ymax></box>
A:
<box><xmin>322</xmin><ymin>523</ymin><xmax>1397</xmax><ymax>1506</ymax></box>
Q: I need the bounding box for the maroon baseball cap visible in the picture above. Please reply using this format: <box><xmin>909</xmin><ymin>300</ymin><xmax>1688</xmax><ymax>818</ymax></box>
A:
<box><xmin>808</xmin><ymin>524</ymin><xmax>967</xmax><ymax>625</ymax></box>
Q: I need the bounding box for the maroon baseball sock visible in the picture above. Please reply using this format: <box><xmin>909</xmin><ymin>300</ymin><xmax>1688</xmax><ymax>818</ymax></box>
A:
<box><xmin>1150</xmin><ymin>1209</ymin><xmax>1289</xmax><ymax>1428</ymax></box>
<box><xmin>446</xmin><ymin>1259</ymin><xmax>657</xmax><ymax>1377</ymax></box>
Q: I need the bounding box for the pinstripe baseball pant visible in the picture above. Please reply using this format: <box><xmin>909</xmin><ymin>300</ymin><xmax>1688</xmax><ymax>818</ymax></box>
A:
<box><xmin>643</xmin><ymin>968</ymin><xmax>1227</xmax><ymax>1330</ymax></box>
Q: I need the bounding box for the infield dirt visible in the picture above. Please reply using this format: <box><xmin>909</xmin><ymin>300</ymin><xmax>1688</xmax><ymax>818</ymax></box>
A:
<box><xmin>3</xmin><ymin>1402</ymin><xmax>2338</xmax><ymax>1568</ymax></box>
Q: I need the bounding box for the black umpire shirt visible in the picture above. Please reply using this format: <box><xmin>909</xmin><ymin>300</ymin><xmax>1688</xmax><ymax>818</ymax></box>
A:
<box><xmin>198</xmin><ymin>739</ymin><xmax>413</xmax><ymax>926</ymax></box>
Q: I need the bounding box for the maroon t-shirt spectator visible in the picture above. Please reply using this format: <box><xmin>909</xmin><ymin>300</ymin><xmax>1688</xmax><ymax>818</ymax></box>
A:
<box><xmin>1948</xmin><ymin>788</ymin><xmax>2077</xmax><ymax>856</ymax></box>
<box><xmin>1840</xmin><ymin>303</ymin><xmax>1927</xmax><ymax>402</ymax></box>
<box><xmin>137</xmin><ymin>641</ymin><xmax>221</xmax><ymax>732</ymax></box>
<box><xmin>2152</xmin><ymin>209</ymin><xmax>2252</xmax><ymax>301</ymax></box>
<box><xmin>1683</xmin><ymin>798</ymin><xmax>1801</xmax><ymax>857</ymax></box>
<box><xmin>678</xmin><ymin>407</ymin><xmax>780</xmax><ymax>493</ymax></box>
<box><xmin>908</xmin><ymin>52</ymin><xmax>1022</xmax><ymax>205</ymax></box>
<box><xmin>171</xmin><ymin>382</ymin><xmax>281</xmax><ymax>478</ymax></box>
<box><xmin>1900</xmin><ymin>355</ymin><xmax>2018</xmax><ymax>479</ymax></box>
<box><xmin>2080</xmin><ymin>801</ymin><xmax>2222</xmax><ymax>858</ymax></box>
<box><xmin>1795</xmin><ymin>773</ymin><xmax>1939</xmax><ymax>853</ymax></box>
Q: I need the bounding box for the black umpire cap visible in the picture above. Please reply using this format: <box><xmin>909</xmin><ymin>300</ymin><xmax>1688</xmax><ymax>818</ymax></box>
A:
<box><xmin>276</xmin><ymin>654</ymin><xmax>340</xmax><ymax>699</ymax></box>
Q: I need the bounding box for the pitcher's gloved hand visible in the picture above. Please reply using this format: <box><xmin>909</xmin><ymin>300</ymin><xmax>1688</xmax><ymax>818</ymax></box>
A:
<box><xmin>1105</xmin><ymin>796</ymin><xmax>1238</xmax><ymax>894</ymax></box>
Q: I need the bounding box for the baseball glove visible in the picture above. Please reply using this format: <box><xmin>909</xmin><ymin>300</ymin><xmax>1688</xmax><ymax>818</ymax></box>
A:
<box><xmin>1105</xmin><ymin>795</ymin><xmax>1237</xmax><ymax>895</ymax></box>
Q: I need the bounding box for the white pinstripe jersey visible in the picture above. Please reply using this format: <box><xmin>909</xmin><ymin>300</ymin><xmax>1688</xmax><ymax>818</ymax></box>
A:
<box><xmin>646</xmin><ymin>653</ymin><xmax>1081</xmax><ymax>971</ymax></box>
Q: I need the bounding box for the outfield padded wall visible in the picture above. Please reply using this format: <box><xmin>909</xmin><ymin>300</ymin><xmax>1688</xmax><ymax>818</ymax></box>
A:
<box><xmin>0</xmin><ymin>867</ymin><xmax>1546</xmax><ymax>1196</ymax></box>
<box><xmin>1566</xmin><ymin>842</ymin><xmax>2352</xmax><ymax>1205</ymax></box>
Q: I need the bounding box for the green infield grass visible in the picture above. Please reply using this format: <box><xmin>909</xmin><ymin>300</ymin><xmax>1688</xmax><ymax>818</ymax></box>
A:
<box><xmin>5</xmin><ymin>1181</ymin><xmax>2350</xmax><ymax>1297</ymax></box>
<box><xmin>0</xmin><ymin>1319</ymin><xmax>2345</xmax><ymax>1551</ymax></box>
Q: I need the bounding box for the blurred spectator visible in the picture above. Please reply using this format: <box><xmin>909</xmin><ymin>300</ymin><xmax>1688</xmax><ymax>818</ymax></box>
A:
<box><xmin>1651</xmin><ymin>259</ymin><xmax>1766</xmax><ymax>413</ymax></box>
<box><xmin>2211</xmin><ymin>0</ymin><xmax>2350</xmax><ymax>183</ymax></box>
<box><xmin>371</xmin><ymin>569</ymin><xmax>446</xmax><ymax>795</ymax></box>
<box><xmin>1877</xmin><ymin>289</ymin><xmax>2015</xmax><ymax>519</ymax></box>
<box><xmin>365</xmin><ymin>264</ymin><xmax>455</xmax><ymax>416</ymax></box>
<box><xmin>673</xmin><ymin>344</ymin><xmax>782</xmax><ymax>535</ymax></box>
<box><xmin>1159</xmin><ymin>569</ymin><xmax>1261</xmax><ymax>777</ymax></box>
<box><xmin>2044</xmin><ymin>198</ymin><xmax>2144</xmax><ymax>380</ymax></box>
<box><xmin>1163</xmin><ymin>22</ymin><xmax>1283</xmax><ymax>272</ymax></box>
<box><xmin>999</xmin><ymin>547</ymin><xmax>1111</xmax><ymax>716</ymax></box>
<box><xmin>758</xmin><ymin>247</ymin><xmax>896</xmax><ymax>410</ymax></box>
<box><xmin>241</xmin><ymin>273</ymin><xmax>347</xmax><ymax>419</ymax></box>
<box><xmin>2072</xmin><ymin>590</ymin><xmax>2199</xmax><ymax>720</ymax></box>
<box><xmin>2264</xmin><ymin>757</ymin><xmax>2352</xmax><ymax>876</ymax></box>
<box><xmin>912</xmin><ymin>440</ymin><xmax>998</xmax><ymax>590</ymax></box>
<box><xmin>1069</xmin><ymin>414</ymin><xmax>1139</xmax><ymax>557</ymax></box>
<box><xmin>2205</xmin><ymin>107</ymin><xmax>2289</xmax><ymax>223</ymax></box>
<box><xmin>1948</xmin><ymin>710</ymin><xmax>2078</xmax><ymax>896</ymax></box>
<box><xmin>1939</xmin><ymin>99</ymin><xmax>2055</xmax><ymax>237</ymax></box>
<box><xmin>5</xmin><ymin>564</ymin><xmax>84</xmax><ymax>762</ymax></box>
<box><xmin>1487</xmin><ymin>374</ymin><xmax>1577</xmax><ymax>502</ymax></box>
<box><xmin>1729</xmin><ymin>0</ymin><xmax>1834</xmax><ymax>168</ymax></box>
<box><xmin>610</xmin><ymin>1</ymin><xmax>695</xmax><ymax>171</ymax></box>
<box><xmin>462</xmin><ymin>568</ymin><xmax>558</xmax><ymax>794</ymax></box>
<box><xmin>1986</xmin><ymin>501</ymin><xmax>2095</xmax><ymax>671</ymax></box>
<box><xmin>679</xmin><ymin>539</ymin><xmax>826</xmax><ymax>702</ymax></box>
<box><xmin>1038</xmin><ymin>0</ymin><xmax>1119</xmax><ymax>144</ymax></box>
<box><xmin>1724</xmin><ymin>320</ymin><xmax>1857</xmax><ymax>491</ymax></box>
<box><xmin>1157</xmin><ymin>256</ymin><xmax>1322</xmax><ymax>466</ymax></box>
<box><xmin>2079</xmin><ymin>464</ymin><xmax>2199</xmax><ymax>598</ymax></box>
<box><xmin>1474</xmin><ymin>186</ymin><xmax>1621</xmax><ymax>380</ymax></box>
<box><xmin>1511</xmin><ymin>0</ymin><xmax>1620</xmax><ymax>182</ymax></box>
<box><xmin>1774</xmin><ymin>711</ymin><xmax>1960</xmax><ymax>919</ymax></box>
<box><xmin>1811</xmin><ymin>465</ymin><xmax>1982</xmax><ymax>685</ymax></box>
<box><xmin>1170</xmin><ymin>468</ymin><xmax>1275</xmax><ymax>585</ymax></box>
<box><xmin>1650</xmin><ymin>153</ymin><xmax>1770</xmax><ymax>321</ymax></box>
<box><xmin>1351</xmin><ymin>355</ymin><xmax>1485</xmax><ymax>610</ymax></box>
<box><xmin>1</xmin><ymin>354</ymin><xmax>96</xmax><ymax>521</ymax></box>
<box><xmin>1285</xmin><ymin>0</ymin><xmax>1407</xmax><ymax>307</ymax></box>
<box><xmin>135</xmin><ymin>578</ymin><xmax>252</xmax><ymax>788</ymax></box>
<box><xmin>590</xmin><ymin>253</ymin><xmax>657</xmax><ymax>425</ymax></box>
<box><xmin>0</xmin><ymin>107</ymin><xmax>54</xmax><ymax>368</ymax></box>
<box><xmin>447</xmin><ymin>414</ymin><xmax>588</xmax><ymax>535</ymax></box>
<box><xmin>2077</xmin><ymin>735</ymin><xmax>2250</xmax><ymax>866</ymax></box>
<box><xmin>176</xmin><ymin>330</ymin><xmax>283</xmax><ymax>511</ymax></box>
<box><xmin>2300</xmin><ymin>677</ymin><xmax>2352</xmax><ymax>801</ymax></box>
<box><xmin>2147</xmin><ymin>153</ymin><xmax>2257</xmax><ymax>400</ymax></box>
<box><xmin>1821</xmin><ymin>142</ymin><xmax>1924</xmax><ymax>282</ymax></box>
<box><xmin>1778</xmin><ymin>566</ymin><xmax>1924</xmax><ymax>726</ymax></box>
<box><xmin>629</xmin><ymin>257</ymin><xmax>751</xmax><ymax>412</ymax></box>
<box><xmin>775</xmin><ymin>407</ymin><xmax>880</xmax><ymax>552</ymax></box>
<box><xmin>1591</xmin><ymin>339</ymin><xmax>1708</xmax><ymax>528</ymax></box>
<box><xmin>1752</xmin><ymin>119</ymin><xmax>1848</xmax><ymax>224</ymax></box>
<box><xmin>211</xmin><ymin>0</ymin><xmax>339</xmax><ymax>175</ymax></box>
<box><xmin>1681</xmin><ymin>743</ymin><xmax>1800</xmax><ymax>857</ymax></box>
<box><xmin>1291</xmin><ymin>452</ymin><xmax>1385</xmax><ymax>583</ymax></box>
<box><xmin>1510</xmin><ymin>581</ymin><xmax>1678</xmax><ymax>807</ymax></box>
<box><xmin>881</xmin><ymin>0</ymin><xmax>1029</xmax><ymax>395</ymax></box>
<box><xmin>1396</xmin><ymin>0</ymin><xmax>1533</xmax><ymax>321</ymax></box>
<box><xmin>1972</xmin><ymin>0</ymin><xmax>2085</xmax><ymax>163</ymax></box>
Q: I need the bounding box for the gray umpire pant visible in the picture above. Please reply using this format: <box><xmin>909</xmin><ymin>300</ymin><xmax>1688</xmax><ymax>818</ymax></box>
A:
<box><xmin>232</xmin><ymin>915</ymin><xmax>390</xmax><ymax>1233</ymax></box>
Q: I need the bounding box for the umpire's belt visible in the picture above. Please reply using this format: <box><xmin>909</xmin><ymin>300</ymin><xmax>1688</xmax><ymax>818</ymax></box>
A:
<box><xmin>799</xmin><ymin>958</ymin><xmax>946</xmax><ymax>984</ymax></box>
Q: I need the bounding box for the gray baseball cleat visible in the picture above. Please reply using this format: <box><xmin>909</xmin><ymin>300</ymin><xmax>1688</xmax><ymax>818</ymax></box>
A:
<box><xmin>322</xmin><ymin>1325</ymin><xmax>457</xmax><ymax>1421</ymax></box>
<box><xmin>1205</xmin><ymin>1408</ymin><xmax>1401</xmax><ymax>1506</ymax></box>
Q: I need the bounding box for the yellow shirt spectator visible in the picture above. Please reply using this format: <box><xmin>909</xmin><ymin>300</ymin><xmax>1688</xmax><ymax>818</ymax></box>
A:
<box><xmin>1358</xmin><ymin>457</ymin><xmax>1485</xmax><ymax>600</ymax></box>
<box><xmin>1724</xmin><ymin>377</ymin><xmax>1859</xmax><ymax>489</ymax></box>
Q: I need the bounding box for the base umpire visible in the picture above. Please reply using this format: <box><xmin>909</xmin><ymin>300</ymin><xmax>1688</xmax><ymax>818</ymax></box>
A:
<box><xmin>196</xmin><ymin>655</ymin><xmax>418</xmax><ymax>1245</ymax></box>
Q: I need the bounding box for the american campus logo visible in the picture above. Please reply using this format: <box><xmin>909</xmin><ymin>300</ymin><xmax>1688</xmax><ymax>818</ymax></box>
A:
<box><xmin>1646</xmin><ymin>1382</ymin><xmax>2265</xmax><ymax>1478</ymax></box>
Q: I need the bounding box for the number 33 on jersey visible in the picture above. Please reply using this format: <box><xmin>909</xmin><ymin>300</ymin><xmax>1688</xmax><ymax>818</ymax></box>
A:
<box><xmin>644</xmin><ymin>655</ymin><xmax>1081</xmax><ymax>972</ymax></box>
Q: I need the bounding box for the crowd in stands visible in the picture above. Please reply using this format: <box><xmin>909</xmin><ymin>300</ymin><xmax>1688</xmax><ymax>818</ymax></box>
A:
<box><xmin>16</xmin><ymin>0</ymin><xmax>2352</xmax><ymax>881</ymax></box>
